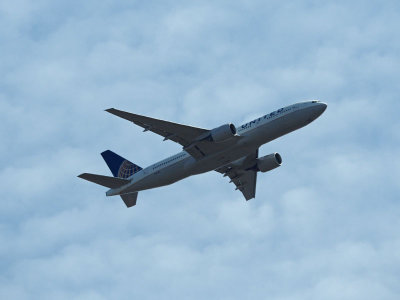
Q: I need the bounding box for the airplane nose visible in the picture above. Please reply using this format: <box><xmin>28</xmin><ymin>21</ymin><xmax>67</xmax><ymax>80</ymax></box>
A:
<box><xmin>311</xmin><ymin>102</ymin><xmax>327</xmax><ymax>120</ymax></box>
<box><xmin>319</xmin><ymin>102</ymin><xmax>327</xmax><ymax>113</ymax></box>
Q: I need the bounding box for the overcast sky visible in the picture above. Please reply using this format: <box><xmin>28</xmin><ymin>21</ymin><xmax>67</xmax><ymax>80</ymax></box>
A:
<box><xmin>1</xmin><ymin>0</ymin><xmax>400</xmax><ymax>299</ymax></box>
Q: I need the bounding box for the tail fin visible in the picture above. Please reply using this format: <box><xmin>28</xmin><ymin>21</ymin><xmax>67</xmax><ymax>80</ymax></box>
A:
<box><xmin>101</xmin><ymin>150</ymin><xmax>142</xmax><ymax>178</ymax></box>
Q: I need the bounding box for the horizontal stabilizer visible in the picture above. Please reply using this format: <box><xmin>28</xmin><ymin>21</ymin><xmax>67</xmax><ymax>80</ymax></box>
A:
<box><xmin>78</xmin><ymin>173</ymin><xmax>130</xmax><ymax>188</ymax></box>
<box><xmin>120</xmin><ymin>192</ymin><xmax>138</xmax><ymax>207</ymax></box>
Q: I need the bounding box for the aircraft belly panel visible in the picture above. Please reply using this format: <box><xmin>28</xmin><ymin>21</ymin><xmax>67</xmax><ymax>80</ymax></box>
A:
<box><xmin>187</xmin><ymin>145</ymin><xmax>257</xmax><ymax>175</ymax></box>
<box><xmin>124</xmin><ymin>161</ymin><xmax>189</xmax><ymax>192</ymax></box>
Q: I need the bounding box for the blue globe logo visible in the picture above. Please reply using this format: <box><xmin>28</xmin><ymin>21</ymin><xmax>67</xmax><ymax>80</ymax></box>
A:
<box><xmin>118</xmin><ymin>160</ymin><xmax>140</xmax><ymax>178</ymax></box>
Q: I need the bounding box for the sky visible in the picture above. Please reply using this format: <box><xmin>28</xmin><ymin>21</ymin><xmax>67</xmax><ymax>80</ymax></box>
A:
<box><xmin>1</xmin><ymin>0</ymin><xmax>400</xmax><ymax>299</ymax></box>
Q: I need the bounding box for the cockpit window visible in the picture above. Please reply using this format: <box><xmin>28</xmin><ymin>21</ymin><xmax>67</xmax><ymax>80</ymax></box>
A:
<box><xmin>312</xmin><ymin>100</ymin><xmax>319</xmax><ymax>103</ymax></box>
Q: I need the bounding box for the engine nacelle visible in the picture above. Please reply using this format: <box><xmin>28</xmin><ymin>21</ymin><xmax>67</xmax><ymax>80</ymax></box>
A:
<box><xmin>210</xmin><ymin>123</ymin><xmax>237</xmax><ymax>142</ymax></box>
<box><xmin>257</xmin><ymin>153</ymin><xmax>282</xmax><ymax>172</ymax></box>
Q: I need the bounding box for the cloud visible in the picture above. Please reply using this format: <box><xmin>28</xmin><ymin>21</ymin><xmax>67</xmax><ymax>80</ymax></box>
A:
<box><xmin>1</xmin><ymin>0</ymin><xmax>399</xmax><ymax>299</ymax></box>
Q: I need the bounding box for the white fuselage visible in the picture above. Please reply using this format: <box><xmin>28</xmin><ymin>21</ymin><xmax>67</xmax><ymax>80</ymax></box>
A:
<box><xmin>107</xmin><ymin>101</ymin><xmax>326</xmax><ymax>196</ymax></box>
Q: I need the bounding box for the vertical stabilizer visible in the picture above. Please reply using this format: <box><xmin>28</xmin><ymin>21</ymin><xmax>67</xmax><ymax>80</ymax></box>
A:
<box><xmin>101</xmin><ymin>150</ymin><xmax>142</xmax><ymax>178</ymax></box>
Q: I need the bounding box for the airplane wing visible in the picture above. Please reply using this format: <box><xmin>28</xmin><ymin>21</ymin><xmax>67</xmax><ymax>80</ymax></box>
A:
<box><xmin>106</xmin><ymin>108</ymin><xmax>239</xmax><ymax>159</ymax></box>
<box><xmin>106</xmin><ymin>108</ymin><xmax>208</xmax><ymax>145</ymax></box>
<box><xmin>215</xmin><ymin>150</ymin><xmax>259</xmax><ymax>201</ymax></box>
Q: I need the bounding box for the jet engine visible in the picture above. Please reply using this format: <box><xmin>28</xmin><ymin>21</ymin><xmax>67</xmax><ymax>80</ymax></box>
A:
<box><xmin>210</xmin><ymin>123</ymin><xmax>237</xmax><ymax>142</ymax></box>
<box><xmin>257</xmin><ymin>153</ymin><xmax>282</xmax><ymax>172</ymax></box>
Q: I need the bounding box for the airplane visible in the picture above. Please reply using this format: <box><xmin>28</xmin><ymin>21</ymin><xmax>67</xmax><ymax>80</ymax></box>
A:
<box><xmin>78</xmin><ymin>100</ymin><xmax>327</xmax><ymax>207</ymax></box>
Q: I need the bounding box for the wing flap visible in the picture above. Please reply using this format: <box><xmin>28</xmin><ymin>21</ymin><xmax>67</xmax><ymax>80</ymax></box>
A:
<box><xmin>78</xmin><ymin>173</ymin><xmax>130</xmax><ymax>189</ymax></box>
<box><xmin>230</xmin><ymin>170</ymin><xmax>257</xmax><ymax>200</ymax></box>
<box><xmin>105</xmin><ymin>108</ymin><xmax>208</xmax><ymax>147</ymax></box>
<box><xmin>215</xmin><ymin>150</ymin><xmax>259</xmax><ymax>201</ymax></box>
